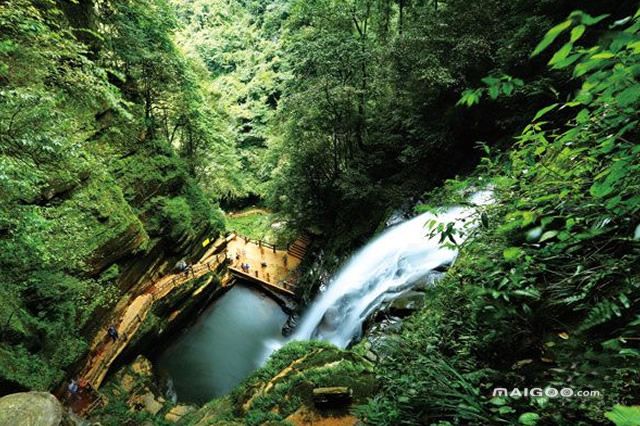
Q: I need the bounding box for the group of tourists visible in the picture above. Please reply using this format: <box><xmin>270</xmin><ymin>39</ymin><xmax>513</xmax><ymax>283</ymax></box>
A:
<box><xmin>67</xmin><ymin>324</ymin><xmax>120</xmax><ymax>404</ymax></box>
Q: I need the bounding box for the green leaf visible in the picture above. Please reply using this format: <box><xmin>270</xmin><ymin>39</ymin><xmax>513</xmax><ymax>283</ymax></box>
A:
<box><xmin>570</xmin><ymin>25</ymin><xmax>586</xmax><ymax>42</ymax></box>
<box><xmin>519</xmin><ymin>412</ymin><xmax>540</xmax><ymax>425</ymax></box>
<box><xmin>514</xmin><ymin>287</ymin><xmax>541</xmax><ymax>300</ymax></box>
<box><xmin>619</xmin><ymin>294</ymin><xmax>631</xmax><ymax>309</ymax></box>
<box><xmin>580</xmin><ymin>13</ymin><xmax>609</xmax><ymax>26</ymax></box>
<box><xmin>490</xmin><ymin>397</ymin><xmax>507</xmax><ymax>406</ymax></box>
<box><xmin>502</xmin><ymin>82</ymin><xmax>515</xmax><ymax>96</ymax></box>
<box><xmin>576</xmin><ymin>109</ymin><xmax>590</xmax><ymax>123</ymax></box>
<box><xmin>539</xmin><ymin>230</ymin><xmax>558</xmax><ymax>242</ymax></box>
<box><xmin>553</xmin><ymin>53</ymin><xmax>583</xmax><ymax>69</ymax></box>
<box><xmin>590</xmin><ymin>160</ymin><xmax>630</xmax><ymax>198</ymax></box>
<box><xmin>549</xmin><ymin>43</ymin><xmax>573</xmax><ymax>66</ymax></box>
<box><xmin>629</xmin><ymin>40</ymin><xmax>640</xmax><ymax>54</ymax></box>
<box><xmin>489</xmin><ymin>85</ymin><xmax>500</xmax><ymax>99</ymax></box>
<box><xmin>499</xmin><ymin>406</ymin><xmax>516</xmax><ymax>414</ymax></box>
<box><xmin>605</xmin><ymin>405</ymin><xmax>640</xmax><ymax>426</ymax></box>
<box><xmin>481</xmin><ymin>76</ymin><xmax>500</xmax><ymax>85</ymax></box>
<box><xmin>616</xmin><ymin>86</ymin><xmax>640</xmax><ymax>107</ymax></box>
<box><xmin>591</xmin><ymin>51</ymin><xmax>615</xmax><ymax>59</ymax></box>
<box><xmin>503</xmin><ymin>247</ymin><xmax>524</xmax><ymax>261</ymax></box>
<box><xmin>531</xmin><ymin>20</ymin><xmax>572</xmax><ymax>57</ymax></box>
<box><xmin>533</xmin><ymin>104</ymin><xmax>559</xmax><ymax>121</ymax></box>
<box><xmin>458</xmin><ymin>89</ymin><xmax>482</xmax><ymax>107</ymax></box>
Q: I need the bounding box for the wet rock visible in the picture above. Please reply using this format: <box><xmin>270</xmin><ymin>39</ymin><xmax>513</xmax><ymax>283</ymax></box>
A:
<box><xmin>118</xmin><ymin>356</ymin><xmax>154</xmax><ymax>393</ymax></box>
<box><xmin>312</xmin><ymin>387</ymin><xmax>353</xmax><ymax>408</ymax></box>
<box><xmin>318</xmin><ymin>306</ymin><xmax>340</xmax><ymax>331</ymax></box>
<box><xmin>387</xmin><ymin>291</ymin><xmax>425</xmax><ymax>315</ymax></box>
<box><xmin>141</xmin><ymin>392</ymin><xmax>163</xmax><ymax>415</ymax></box>
<box><xmin>365</xmin><ymin>316</ymin><xmax>404</xmax><ymax>360</ymax></box>
<box><xmin>282</xmin><ymin>313</ymin><xmax>299</xmax><ymax>337</ymax></box>
<box><xmin>385</xmin><ymin>210</ymin><xmax>408</xmax><ymax>227</ymax></box>
<box><xmin>0</xmin><ymin>392</ymin><xmax>63</xmax><ymax>426</ymax></box>
<box><xmin>413</xmin><ymin>271</ymin><xmax>445</xmax><ymax>291</ymax></box>
<box><xmin>364</xmin><ymin>350</ymin><xmax>378</xmax><ymax>363</ymax></box>
<box><xmin>106</xmin><ymin>355</ymin><xmax>172</xmax><ymax>417</ymax></box>
<box><xmin>433</xmin><ymin>261</ymin><xmax>452</xmax><ymax>273</ymax></box>
<box><xmin>372</xmin><ymin>316</ymin><xmax>403</xmax><ymax>334</ymax></box>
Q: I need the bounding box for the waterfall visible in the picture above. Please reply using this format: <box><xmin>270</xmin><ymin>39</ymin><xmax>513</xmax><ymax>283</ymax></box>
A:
<box><xmin>263</xmin><ymin>190</ymin><xmax>493</xmax><ymax>356</ymax></box>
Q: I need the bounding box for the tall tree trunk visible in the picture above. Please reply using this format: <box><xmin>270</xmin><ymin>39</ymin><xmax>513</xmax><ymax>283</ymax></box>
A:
<box><xmin>353</xmin><ymin>1</ymin><xmax>371</xmax><ymax>151</ymax></box>
<box><xmin>398</xmin><ymin>0</ymin><xmax>405</xmax><ymax>34</ymax></box>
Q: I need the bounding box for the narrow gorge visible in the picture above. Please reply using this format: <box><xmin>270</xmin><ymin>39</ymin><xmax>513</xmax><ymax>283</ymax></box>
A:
<box><xmin>1</xmin><ymin>1</ymin><xmax>639</xmax><ymax>426</ymax></box>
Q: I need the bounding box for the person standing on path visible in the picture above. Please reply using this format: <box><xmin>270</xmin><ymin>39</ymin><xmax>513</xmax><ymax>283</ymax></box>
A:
<box><xmin>68</xmin><ymin>379</ymin><xmax>79</xmax><ymax>400</ymax></box>
<box><xmin>107</xmin><ymin>325</ymin><xmax>119</xmax><ymax>342</ymax></box>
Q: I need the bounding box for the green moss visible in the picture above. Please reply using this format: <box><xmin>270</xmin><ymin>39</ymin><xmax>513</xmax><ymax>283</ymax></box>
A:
<box><xmin>0</xmin><ymin>346</ymin><xmax>63</xmax><ymax>391</ymax></box>
<box><xmin>225</xmin><ymin>210</ymin><xmax>273</xmax><ymax>241</ymax></box>
<box><xmin>110</xmin><ymin>142</ymin><xmax>225</xmax><ymax>243</ymax></box>
<box><xmin>186</xmin><ymin>341</ymin><xmax>375</xmax><ymax>425</ymax></box>
<box><xmin>224</xmin><ymin>209</ymin><xmax>294</xmax><ymax>245</ymax></box>
<box><xmin>41</xmin><ymin>169</ymin><xmax>148</xmax><ymax>272</ymax></box>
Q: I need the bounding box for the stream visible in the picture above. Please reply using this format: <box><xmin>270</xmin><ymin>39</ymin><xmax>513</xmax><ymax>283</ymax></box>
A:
<box><xmin>158</xmin><ymin>190</ymin><xmax>492</xmax><ymax>403</ymax></box>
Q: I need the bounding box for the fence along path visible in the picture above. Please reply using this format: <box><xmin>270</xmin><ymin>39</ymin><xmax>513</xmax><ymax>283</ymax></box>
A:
<box><xmin>68</xmin><ymin>232</ymin><xmax>312</xmax><ymax>413</ymax></box>
<box><xmin>75</xmin><ymin>234</ymin><xmax>234</xmax><ymax>393</ymax></box>
<box><xmin>226</xmin><ymin>233</ymin><xmax>313</xmax><ymax>295</ymax></box>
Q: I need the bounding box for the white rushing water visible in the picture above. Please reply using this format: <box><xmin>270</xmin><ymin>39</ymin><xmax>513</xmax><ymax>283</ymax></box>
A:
<box><xmin>263</xmin><ymin>190</ymin><xmax>493</xmax><ymax>357</ymax></box>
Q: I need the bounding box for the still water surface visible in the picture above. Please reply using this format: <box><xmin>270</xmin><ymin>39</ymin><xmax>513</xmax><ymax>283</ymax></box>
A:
<box><xmin>157</xmin><ymin>284</ymin><xmax>287</xmax><ymax>403</ymax></box>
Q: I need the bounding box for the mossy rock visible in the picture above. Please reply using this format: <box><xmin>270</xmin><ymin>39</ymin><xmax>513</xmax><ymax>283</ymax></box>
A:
<box><xmin>40</xmin><ymin>170</ymin><xmax>148</xmax><ymax>274</ymax></box>
<box><xmin>0</xmin><ymin>392</ymin><xmax>64</xmax><ymax>426</ymax></box>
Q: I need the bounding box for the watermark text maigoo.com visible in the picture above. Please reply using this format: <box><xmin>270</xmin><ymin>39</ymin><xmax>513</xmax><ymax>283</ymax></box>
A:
<box><xmin>492</xmin><ymin>387</ymin><xmax>601</xmax><ymax>398</ymax></box>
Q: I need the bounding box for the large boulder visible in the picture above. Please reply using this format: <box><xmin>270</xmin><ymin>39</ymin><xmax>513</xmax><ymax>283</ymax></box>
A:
<box><xmin>0</xmin><ymin>392</ymin><xmax>63</xmax><ymax>426</ymax></box>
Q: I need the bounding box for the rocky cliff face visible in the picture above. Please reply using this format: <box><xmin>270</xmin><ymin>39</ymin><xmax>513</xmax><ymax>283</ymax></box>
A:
<box><xmin>0</xmin><ymin>127</ymin><xmax>223</xmax><ymax>393</ymax></box>
<box><xmin>0</xmin><ymin>0</ymin><xmax>226</xmax><ymax>394</ymax></box>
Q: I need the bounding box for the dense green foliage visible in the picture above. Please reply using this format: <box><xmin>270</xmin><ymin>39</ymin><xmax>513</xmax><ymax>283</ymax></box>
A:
<box><xmin>171</xmin><ymin>0</ymin><xmax>635</xmax><ymax>248</ymax></box>
<box><xmin>356</xmin><ymin>10</ymin><xmax>640</xmax><ymax>425</ymax></box>
<box><xmin>170</xmin><ymin>0</ymin><xmax>289</xmax><ymax>204</ymax></box>
<box><xmin>2</xmin><ymin>0</ymin><xmax>640</xmax><ymax>425</ymax></box>
<box><xmin>263</xmin><ymin>0</ymin><xmax>581</xmax><ymax>238</ymax></box>
<box><xmin>0</xmin><ymin>0</ymin><xmax>225</xmax><ymax>391</ymax></box>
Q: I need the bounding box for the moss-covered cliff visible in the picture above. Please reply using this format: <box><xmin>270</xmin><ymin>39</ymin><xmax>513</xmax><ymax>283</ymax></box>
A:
<box><xmin>0</xmin><ymin>1</ymin><xmax>225</xmax><ymax>393</ymax></box>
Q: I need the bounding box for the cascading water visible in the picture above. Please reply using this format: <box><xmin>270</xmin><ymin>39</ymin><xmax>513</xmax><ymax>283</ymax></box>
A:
<box><xmin>264</xmin><ymin>190</ymin><xmax>493</xmax><ymax>357</ymax></box>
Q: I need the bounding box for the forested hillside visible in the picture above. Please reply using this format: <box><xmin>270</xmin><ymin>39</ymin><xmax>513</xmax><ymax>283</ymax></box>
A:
<box><xmin>0</xmin><ymin>0</ymin><xmax>227</xmax><ymax>391</ymax></box>
<box><xmin>1</xmin><ymin>0</ymin><xmax>639</xmax><ymax>425</ymax></box>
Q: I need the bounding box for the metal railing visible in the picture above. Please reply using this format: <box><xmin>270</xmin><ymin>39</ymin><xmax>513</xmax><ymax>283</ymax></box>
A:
<box><xmin>228</xmin><ymin>232</ymin><xmax>292</xmax><ymax>252</ymax></box>
<box><xmin>149</xmin><ymin>252</ymin><xmax>227</xmax><ymax>301</ymax></box>
<box><xmin>79</xmin><ymin>252</ymin><xmax>229</xmax><ymax>390</ymax></box>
